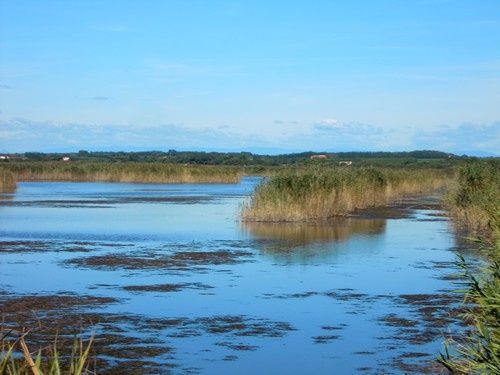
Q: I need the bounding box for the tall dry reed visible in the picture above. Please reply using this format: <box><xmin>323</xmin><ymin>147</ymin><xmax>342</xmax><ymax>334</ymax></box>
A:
<box><xmin>242</xmin><ymin>166</ymin><xmax>450</xmax><ymax>222</ymax></box>
<box><xmin>3</xmin><ymin>162</ymin><xmax>242</xmax><ymax>184</ymax></box>
<box><xmin>439</xmin><ymin>160</ymin><xmax>499</xmax><ymax>374</ymax></box>
<box><xmin>444</xmin><ymin>160</ymin><xmax>499</xmax><ymax>239</ymax></box>
<box><xmin>0</xmin><ymin>169</ymin><xmax>16</xmax><ymax>191</ymax></box>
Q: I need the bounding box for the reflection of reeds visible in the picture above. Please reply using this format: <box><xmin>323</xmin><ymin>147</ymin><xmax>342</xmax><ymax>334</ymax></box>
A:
<box><xmin>4</xmin><ymin>162</ymin><xmax>242</xmax><ymax>184</ymax></box>
<box><xmin>0</xmin><ymin>169</ymin><xmax>16</xmax><ymax>192</ymax></box>
<box><xmin>243</xmin><ymin>219</ymin><xmax>385</xmax><ymax>248</ymax></box>
<box><xmin>242</xmin><ymin>167</ymin><xmax>450</xmax><ymax>222</ymax></box>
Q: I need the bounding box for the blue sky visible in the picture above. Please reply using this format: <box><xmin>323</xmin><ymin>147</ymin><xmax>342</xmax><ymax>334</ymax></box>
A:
<box><xmin>0</xmin><ymin>0</ymin><xmax>499</xmax><ymax>154</ymax></box>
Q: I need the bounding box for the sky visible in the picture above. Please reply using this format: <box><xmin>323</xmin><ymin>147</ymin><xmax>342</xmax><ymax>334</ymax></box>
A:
<box><xmin>0</xmin><ymin>0</ymin><xmax>499</xmax><ymax>155</ymax></box>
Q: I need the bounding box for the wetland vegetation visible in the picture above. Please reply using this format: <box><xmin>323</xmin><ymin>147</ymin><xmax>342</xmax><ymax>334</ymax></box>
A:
<box><xmin>1</xmin><ymin>154</ymin><xmax>499</xmax><ymax>374</ymax></box>
<box><xmin>0</xmin><ymin>169</ymin><xmax>16</xmax><ymax>192</ymax></box>
<box><xmin>439</xmin><ymin>160</ymin><xmax>500</xmax><ymax>374</ymax></box>
<box><xmin>1</xmin><ymin>162</ymin><xmax>243</xmax><ymax>184</ymax></box>
<box><xmin>0</xmin><ymin>328</ymin><xmax>95</xmax><ymax>375</ymax></box>
<box><xmin>242</xmin><ymin>166</ymin><xmax>451</xmax><ymax>222</ymax></box>
<box><xmin>0</xmin><ymin>149</ymin><xmax>467</xmax><ymax>187</ymax></box>
<box><xmin>445</xmin><ymin>160</ymin><xmax>499</xmax><ymax>239</ymax></box>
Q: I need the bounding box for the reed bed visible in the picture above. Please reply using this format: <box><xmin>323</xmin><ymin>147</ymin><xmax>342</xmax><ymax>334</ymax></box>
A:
<box><xmin>439</xmin><ymin>160</ymin><xmax>500</xmax><ymax>374</ymax></box>
<box><xmin>242</xmin><ymin>166</ymin><xmax>450</xmax><ymax>222</ymax></box>
<box><xmin>0</xmin><ymin>169</ymin><xmax>16</xmax><ymax>192</ymax></box>
<box><xmin>3</xmin><ymin>162</ymin><xmax>242</xmax><ymax>184</ymax></box>
<box><xmin>444</xmin><ymin>160</ymin><xmax>499</xmax><ymax>240</ymax></box>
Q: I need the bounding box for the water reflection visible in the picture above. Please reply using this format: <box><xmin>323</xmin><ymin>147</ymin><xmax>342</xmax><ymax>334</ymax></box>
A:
<box><xmin>242</xmin><ymin>218</ymin><xmax>386</xmax><ymax>260</ymax></box>
<box><xmin>0</xmin><ymin>190</ymin><xmax>15</xmax><ymax>203</ymax></box>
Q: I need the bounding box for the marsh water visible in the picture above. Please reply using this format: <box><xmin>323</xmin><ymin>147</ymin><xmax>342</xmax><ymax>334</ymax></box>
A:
<box><xmin>0</xmin><ymin>177</ymin><xmax>470</xmax><ymax>374</ymax></box>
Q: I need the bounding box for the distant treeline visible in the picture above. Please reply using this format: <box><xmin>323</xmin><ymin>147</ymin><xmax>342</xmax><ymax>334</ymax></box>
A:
<box><xmin>1</xmin><ymin>150</ymin><xmax>474</xmax><ymax>167</ymax></box>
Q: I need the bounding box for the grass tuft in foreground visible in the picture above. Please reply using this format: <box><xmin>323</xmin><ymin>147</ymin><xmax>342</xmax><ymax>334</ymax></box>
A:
<box><xmin>1</xmin><ymin>328</ymin><xmax>94</xmax><ymax>375</ymax></box>
<box><xmin>242</xmin><ymin>166</ymin><xmax>449</xmax><ymax>222</ymax></box>
<box><xmin>439</xmin><ymin>160</ymin><xmax>500</xmax><ymax>374</ymax></box>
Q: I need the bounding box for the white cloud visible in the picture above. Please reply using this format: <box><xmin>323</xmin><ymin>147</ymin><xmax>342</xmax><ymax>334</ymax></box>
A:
<box><xmin>0</xmin><ymin>117</ymin><xmax>498</xmax><ymax>155</ymax></box>
<box><xmin>414</xmin><ymin>122</ymin><xmax>500</xmax><ymax>155</ymax></box>
<box><xmin>314</xmin><ymin>119</ymin><xmax>342</xmax><ymax>130</ymax></box>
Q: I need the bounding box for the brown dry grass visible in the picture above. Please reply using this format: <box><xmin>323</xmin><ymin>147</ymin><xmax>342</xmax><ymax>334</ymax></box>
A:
<box><xmin>0</xmin><ymin>168</ymin><xmax>16</xmax><ymax>191</ymax></box>
<box><xmin>242</xmin><ymin>167</ymin><xmax>451</xmax><ymax>222</ymax></box>
<box><xmin>444</xmin><ymin>160</ymin><xmax>499</xmax><ymax>240</ymax></box>
<box><xmin>3</xmin><ymin>162</ymin><xmax>242</xmax><ymax>184</ymax></box>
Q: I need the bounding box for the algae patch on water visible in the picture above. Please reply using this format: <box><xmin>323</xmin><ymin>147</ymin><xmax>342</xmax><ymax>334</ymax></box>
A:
<box><xmin>65</xmin><ymin>249</ymin><xmax>255</xmax><ymax>272</ymax></box>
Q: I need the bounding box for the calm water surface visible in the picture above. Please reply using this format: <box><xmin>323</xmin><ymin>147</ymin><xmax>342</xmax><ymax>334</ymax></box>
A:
<box><xmin>0</xmin><ymin>178</ymin><xmax>467</xmax><ymax>374</ymax></box>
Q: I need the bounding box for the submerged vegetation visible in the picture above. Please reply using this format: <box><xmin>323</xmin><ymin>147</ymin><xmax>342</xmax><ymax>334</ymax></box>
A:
<box><xmin>2</xmin><ymin>162</ymin><xmax>242</xmax><ymax>184</ymax></box>
<box><xmin>439</xmin><ymin>160</ymin><xmax>500</xmax><ymax>374</ymax></box>
<box><xmin>0</xmin><ymin>169</ymin><xmax>16</xmax><ymax>192</ymax></box>
<box><xmin>242</xmin><ymin>166</ymin><xmax>450</xmax><ymax>222</ymax></box>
